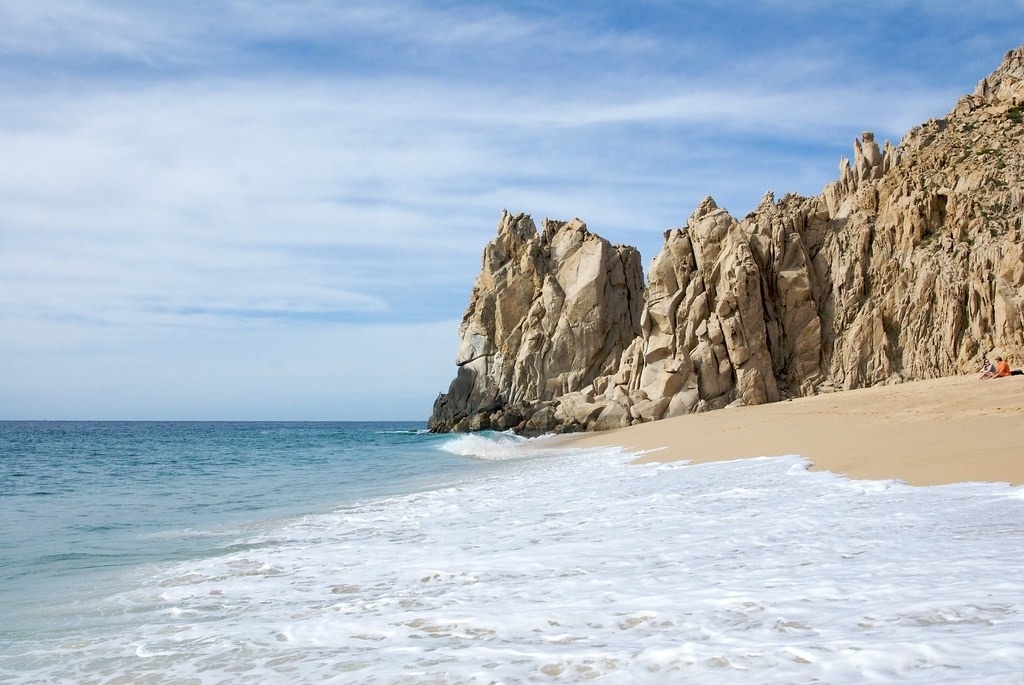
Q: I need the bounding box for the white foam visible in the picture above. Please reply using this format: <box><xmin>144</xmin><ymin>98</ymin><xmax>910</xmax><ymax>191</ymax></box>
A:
<box><xmin>438</xmin><ymin>430</ymin><xmax>562</xmax><ymax>460</ymax></box>
<box><xmin>4</xmin><ymin>449</ymin><xmax>1024</xmax><ymax>684</ymax></box>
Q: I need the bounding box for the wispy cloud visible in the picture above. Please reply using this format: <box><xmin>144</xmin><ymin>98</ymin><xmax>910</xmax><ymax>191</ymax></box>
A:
<box><xmin>0</xmin><ymin>0</ymin><xmax>203</xmax><ymax>63</ymax></box>
<box><xmin>2</xmin><ymin>0</ymin><xmax>1023</xmax><ymax>418</ymax></box>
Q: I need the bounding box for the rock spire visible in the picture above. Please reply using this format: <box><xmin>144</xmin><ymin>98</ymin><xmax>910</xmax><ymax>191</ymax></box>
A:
<box><xmin>429</xmin><ymin>212</ymin><xmax>643</xmax><ymax>433</ymax></box>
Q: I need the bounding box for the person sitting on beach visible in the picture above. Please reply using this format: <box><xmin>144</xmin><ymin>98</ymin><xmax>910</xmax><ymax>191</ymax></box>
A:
<box><xmin>980</xmin><ymin>356</ymin><xmax>1012</xmax><ymax>379</ymax></box>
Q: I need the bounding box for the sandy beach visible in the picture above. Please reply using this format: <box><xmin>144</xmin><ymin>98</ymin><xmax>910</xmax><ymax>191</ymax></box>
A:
<box><xmin>563</xmin><ymin>374</ymin><xmax>1024</xmax><ymax>486</ymax></box>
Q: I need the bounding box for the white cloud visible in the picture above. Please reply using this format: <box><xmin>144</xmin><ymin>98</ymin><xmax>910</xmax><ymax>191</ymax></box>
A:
<box><xmin>2</xmin><ymin>1</ymin><xmax>1022</xmax><ymax>418</ymax></box>
<box><xmin>0</xmin><ymin>71</ymin><xmax>977</xmax><ymax>344</ymax></box>
<box><xmin>0</xmin><ymin>0</ymin><xmax>201</xmax><ymax>61</ymax></box>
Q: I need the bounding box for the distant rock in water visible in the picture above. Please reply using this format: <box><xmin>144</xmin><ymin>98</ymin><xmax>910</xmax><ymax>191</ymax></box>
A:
<box><xmin>430</xmin><ymin>45</ymin><xmax>1024</xmax><ymax>434</ymax></box>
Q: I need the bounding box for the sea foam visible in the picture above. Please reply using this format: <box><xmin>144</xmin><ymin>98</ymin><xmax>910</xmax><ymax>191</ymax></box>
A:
<box><xmin>4</xmin><ymin>443</ymin><xmax>1024</xmax><ymax>684</ymax></box>
<box><xmin>439</xmin><ymin>429</ymin><xmax>564</xmax><ymax>460</ymax></box>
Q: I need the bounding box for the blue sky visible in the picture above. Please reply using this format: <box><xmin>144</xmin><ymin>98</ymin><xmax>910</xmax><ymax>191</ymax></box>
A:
<box><xmin>2</xmin><ymin>1</ymin><xmax>1023</xmax><ymax>420</ymax></box>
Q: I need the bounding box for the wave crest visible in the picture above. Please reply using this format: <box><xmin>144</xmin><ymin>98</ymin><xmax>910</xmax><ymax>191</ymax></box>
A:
<box><xmin>438</xmin><ymin>431</ymin><xmax>557</xmax><ymax>460</ymax></box>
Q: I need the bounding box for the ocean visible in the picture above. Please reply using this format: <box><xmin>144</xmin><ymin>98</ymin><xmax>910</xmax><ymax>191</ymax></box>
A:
<box><xmin>1</xmin><ymin>421</ymin><xmax>1023</xmax><ymax>683</ymax></box>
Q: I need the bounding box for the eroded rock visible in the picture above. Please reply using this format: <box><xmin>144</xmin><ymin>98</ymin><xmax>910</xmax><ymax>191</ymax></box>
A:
<box><xmin>430</xmin><ymin>45</ymin><xmax>1024</xmax><ymax>433</ymax></box>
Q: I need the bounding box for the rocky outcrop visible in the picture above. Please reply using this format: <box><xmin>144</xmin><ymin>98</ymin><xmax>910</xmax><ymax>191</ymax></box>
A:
<box><xmin>548</xmin><ymin>197</ymin><xmax>784</xmax><ymax>433</ymax></box>
<box><xmin>428</xmin><ymin>212</ymin><xmax>643</xmax><ymax>433</ymax></box>
<box><xmin>430</xmin><ymin>45</ymin><xmax>1024</xmax><ymax>434</ymax></box>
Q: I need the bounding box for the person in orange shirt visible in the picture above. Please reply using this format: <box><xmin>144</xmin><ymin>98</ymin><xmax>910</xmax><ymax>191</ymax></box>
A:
<box><xmin>980</xmin><ymin>355</ymin><xmax>1012</xmax><ymax>379</ymax></box>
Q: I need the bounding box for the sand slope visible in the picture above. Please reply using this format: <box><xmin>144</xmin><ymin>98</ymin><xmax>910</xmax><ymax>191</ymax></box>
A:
<box><xmin>563</xmin><ymin>375</ymin><xmax>1024</xmax><ymax>486</ymax></box>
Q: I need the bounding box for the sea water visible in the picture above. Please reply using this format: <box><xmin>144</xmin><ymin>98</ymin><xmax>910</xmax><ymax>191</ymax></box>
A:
<box><xmin>2</xmin><ymin>421</ymin><xmax>1024</xmax><ymax>683</ymax></box>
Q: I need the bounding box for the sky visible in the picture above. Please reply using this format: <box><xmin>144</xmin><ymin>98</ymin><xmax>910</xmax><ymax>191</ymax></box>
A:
<box><xmin>2</xmin><ymin>1</ymin><xmax>1023</xmax><ymax>421</ymax></box>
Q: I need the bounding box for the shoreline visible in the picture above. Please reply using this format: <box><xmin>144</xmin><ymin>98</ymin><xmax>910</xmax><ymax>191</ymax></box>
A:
<box><xmin>559</xmin><ymin>374</ymin><xmax>1024</xmax><ymax>487</ymax></box>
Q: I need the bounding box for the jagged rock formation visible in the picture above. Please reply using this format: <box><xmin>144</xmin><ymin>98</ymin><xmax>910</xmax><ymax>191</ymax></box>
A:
<box><xmin>430</xmin><ymin>46</ymin><xmax>1024</xmax><ymax>434</ymax></box>
<box><xmin>428</xmin><ymin>213</ymin><xmax>643</xmax><ymax>433</ymax></box>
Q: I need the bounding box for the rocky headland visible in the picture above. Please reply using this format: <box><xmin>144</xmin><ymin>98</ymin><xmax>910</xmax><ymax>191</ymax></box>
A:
<box><xmin>429</xmin><ymin>46</ymin><xmax>1024</xmax><ymax>435</ymax></box>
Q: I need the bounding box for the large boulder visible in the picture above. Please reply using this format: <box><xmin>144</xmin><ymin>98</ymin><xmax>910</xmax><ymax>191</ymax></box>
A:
<box><xmin>429</xmin><ymin>212</ymin><xmax>644</xmax><ymax>433</ymax></box>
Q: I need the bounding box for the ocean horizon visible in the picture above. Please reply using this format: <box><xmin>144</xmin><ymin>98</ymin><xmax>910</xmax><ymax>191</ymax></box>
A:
<box><xmin>2</xmin><ymin>420</ymin><xmax>1024</xmax><ymax>683</ymax></box>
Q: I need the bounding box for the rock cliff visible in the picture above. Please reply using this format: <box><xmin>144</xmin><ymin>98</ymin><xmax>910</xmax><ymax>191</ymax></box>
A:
<box><xmin>430</xmin><ymin>45</ymin><xmax>1024</xmax><ymax>434</ymax></box>
<box><xmin>428</xmin><ymin>213</ymin><xmax>643</xmax><ymax>433</ymax></box>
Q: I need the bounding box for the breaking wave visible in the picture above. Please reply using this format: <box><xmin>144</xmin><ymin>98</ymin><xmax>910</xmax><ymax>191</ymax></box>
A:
<box><xmin>438</xmin><ymin>430</ymin><xmax>561</xmax><ymax>460</ymax></box>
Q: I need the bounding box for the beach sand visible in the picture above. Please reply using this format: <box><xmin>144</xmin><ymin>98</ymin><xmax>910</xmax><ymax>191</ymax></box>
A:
<box><xmin>562</xmin><ymin>375</ymin><xmax>1024</xmax><ymax>486</ymax></box>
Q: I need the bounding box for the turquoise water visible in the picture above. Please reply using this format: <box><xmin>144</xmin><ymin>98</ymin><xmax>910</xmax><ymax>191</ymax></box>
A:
<box><xmin>0</xmin><ymin>421</ymin><xmax>495</xmax><ymax>637</ymax></box>
<box><xmin>3</xmin><ymin>421</ymin><xmax>1024</xmax><ymax>683</ymax></box>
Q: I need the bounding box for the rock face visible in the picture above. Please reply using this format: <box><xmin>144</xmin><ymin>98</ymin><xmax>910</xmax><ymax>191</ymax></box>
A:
<box><xmin>428</xmin><ymin>213</ymin><xmax>643</xmax><ymax>433</ymax></box>
<box><xmin>430</xmin><ymin>46</ymin><xmax>1024</xmax><ymax>434</ymax></box>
